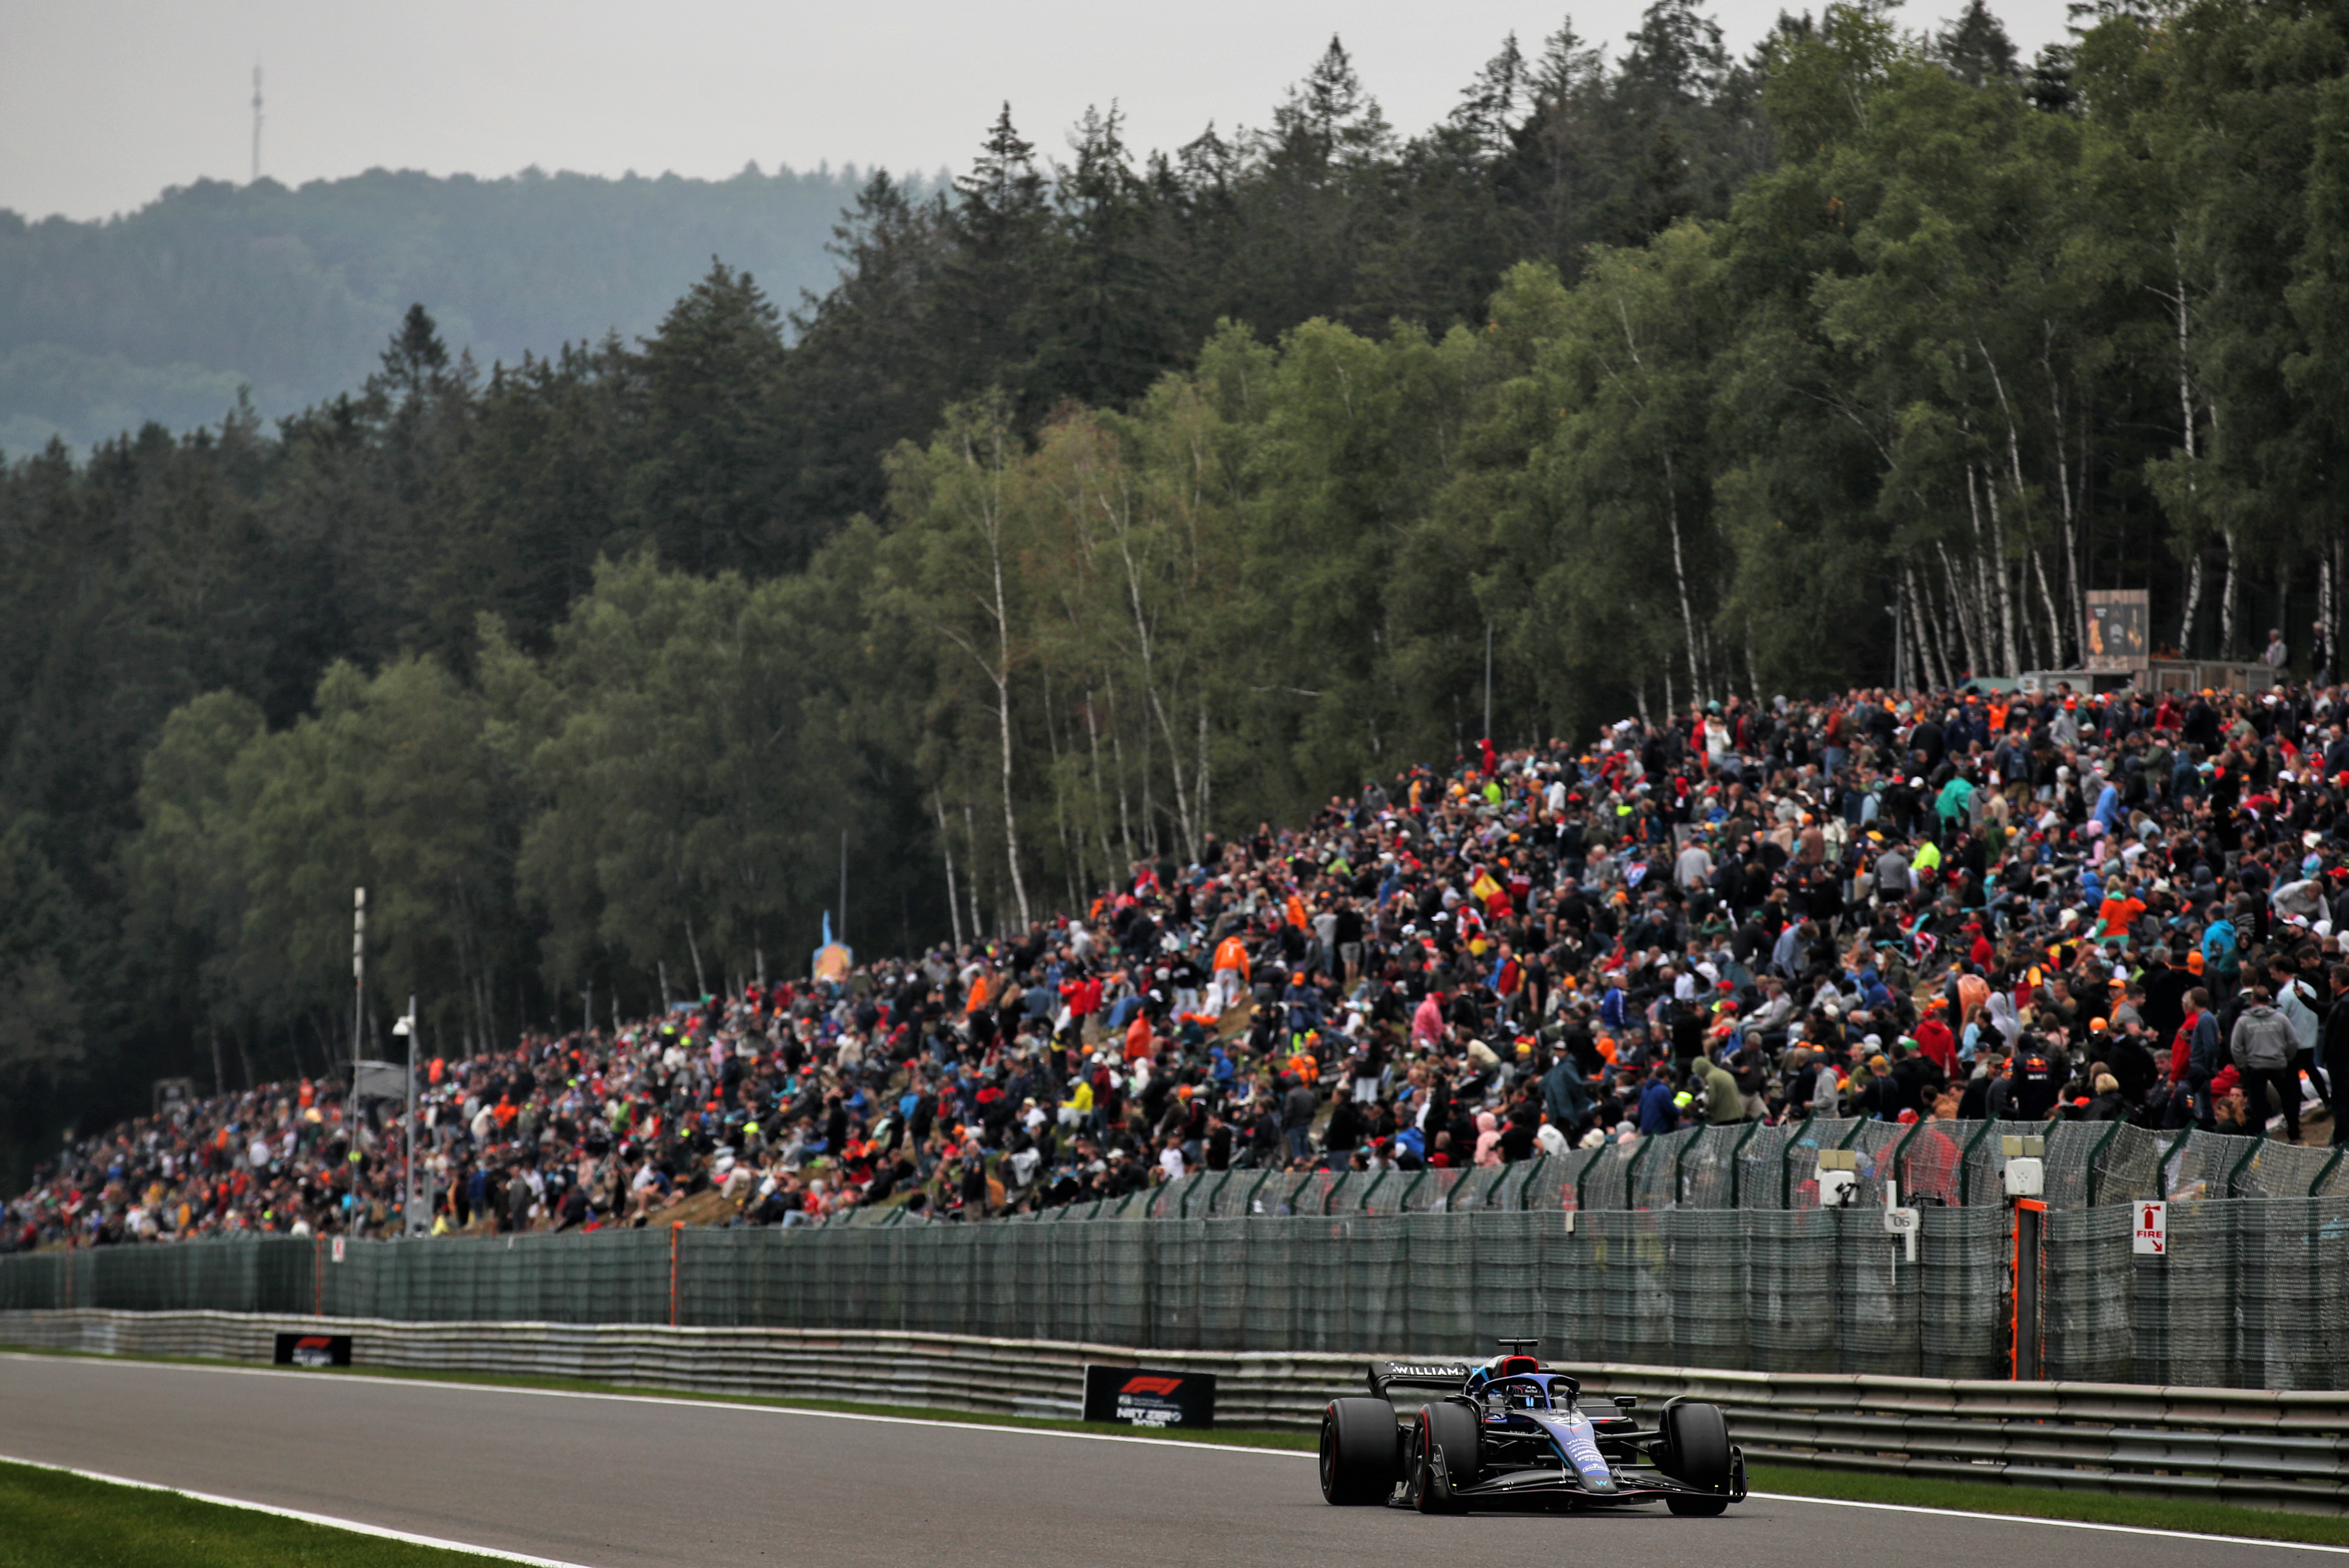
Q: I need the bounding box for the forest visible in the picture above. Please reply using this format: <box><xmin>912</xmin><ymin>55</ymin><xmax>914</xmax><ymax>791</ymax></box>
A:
<box><xmin>0</xmin><ymin>160</ymin><xmax>891</xmax><ymax>454</ymax></box>
<box><xmin>2</xmin><ymin>0</ymin><xmax>2344</xmax><ymax>1181</ymax></box>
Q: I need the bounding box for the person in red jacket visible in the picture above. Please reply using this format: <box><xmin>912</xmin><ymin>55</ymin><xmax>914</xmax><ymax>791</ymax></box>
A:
<box><xmin>1913</xmin><ymin>997</ymin><xmax>1958</xmax><ymax>1076</ymax></box>
<box><xmin>2168</xmin><ymin>990</ymin><xmax>2207</xmax><ymax>1086</ymax></box>
<box><xmin>1055</xmin><ymin>971</ymin><xmax>1104</xmax><ymax>1048</ymax></box>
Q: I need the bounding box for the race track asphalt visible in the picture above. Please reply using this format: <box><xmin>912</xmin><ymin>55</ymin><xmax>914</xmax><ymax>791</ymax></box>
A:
<box><xmin>0</xmin><ymin>1353</ymin><xmax>2334</xmax><ymax>1568</ymax></box>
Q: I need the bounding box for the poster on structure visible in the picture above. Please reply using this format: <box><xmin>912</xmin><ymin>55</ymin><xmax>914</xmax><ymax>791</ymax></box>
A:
<box><xmin>275</xmin><ymin>1332</ymin><xmax>352</xmax><ymax>1366</ymax></box>
<box><xmin>2085</xmin><ymin>589</ymin><xmax>2150</xmax><ymax>672</ymax></box>
<box><xmin>1082</xmin><ymin>1365</ymin><xmax>1217</xmax><ymax>1428</ymax></box>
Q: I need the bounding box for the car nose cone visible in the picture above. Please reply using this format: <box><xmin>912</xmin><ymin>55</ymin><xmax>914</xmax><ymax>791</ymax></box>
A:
<box><xmin>1531</xmin><ymin>1413</ymin><xmax>1617</xmax><ymax>1494</ymax></box>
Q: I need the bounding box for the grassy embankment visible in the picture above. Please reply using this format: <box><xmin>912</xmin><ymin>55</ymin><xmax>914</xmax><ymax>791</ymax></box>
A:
<box><xmin>0</xmin><ymin>1458</ymin><xmax>522</xmax><ymax>1568</ymax></box>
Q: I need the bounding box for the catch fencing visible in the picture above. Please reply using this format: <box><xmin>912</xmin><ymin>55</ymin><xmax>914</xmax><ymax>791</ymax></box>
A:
<box><xmin>1120</xmin><ymin>1117</ymin><xmax>2349</xmax><ymax>1220</ymax></box>
<box><xmin>4</xmin><ymin>1312</ymin><xmax>2346</xmax><ymax>1511</ymax></box>
<box><xmin>7</xmin><ymin>1189</ymin><xmax>2347</xmax><ymax>1389</ymax></box>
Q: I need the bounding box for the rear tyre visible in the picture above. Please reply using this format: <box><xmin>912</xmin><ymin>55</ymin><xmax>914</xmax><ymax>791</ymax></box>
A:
<box><xmin>1414</xmin><ymin>1401</ymin><xmax>1481</xmax><ymax>1514</ymax></box>
<box><xmin>1659</xmin><ymin>1400</ymin><xmax>1732</xmax><ymax>1515</ymax></box>
<box><xmin>1320</xmin><ymin>1399</ymin><xmax>1399</xmax><ymax>1505</ymax></box>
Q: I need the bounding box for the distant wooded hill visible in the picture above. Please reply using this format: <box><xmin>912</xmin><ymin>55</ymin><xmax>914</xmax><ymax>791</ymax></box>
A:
<box><xmin>0</xmin><ymin>162</ymin><xmax>898</xmax><ymax>454</ymax></box>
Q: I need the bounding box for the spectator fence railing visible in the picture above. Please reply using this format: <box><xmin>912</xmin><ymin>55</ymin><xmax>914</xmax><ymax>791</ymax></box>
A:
<box><xmin>7</xmin><ymin>1185</ymin><xmax>2348</xmax><ymax>1390</ymax></box>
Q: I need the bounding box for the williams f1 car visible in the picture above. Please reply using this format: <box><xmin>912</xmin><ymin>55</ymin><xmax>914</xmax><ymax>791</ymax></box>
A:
<box><xmin>1318</xmin><ymin>1340</ymin><xmax>1745</xmax><ymax>1515</ymax></box>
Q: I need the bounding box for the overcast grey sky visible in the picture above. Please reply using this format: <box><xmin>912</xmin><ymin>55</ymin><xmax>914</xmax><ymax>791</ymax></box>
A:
<box><xmin>6</xmin><ymin>0</ymin><xmax>2077</xmax><ymax>222</ymax></box>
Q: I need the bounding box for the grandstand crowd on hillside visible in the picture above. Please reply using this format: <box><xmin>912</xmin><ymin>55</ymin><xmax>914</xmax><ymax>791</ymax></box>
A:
<box><xmin>13</xmin><ymin>656</ymin><xmax>2349</xmax><ymax>1250</ymax></box>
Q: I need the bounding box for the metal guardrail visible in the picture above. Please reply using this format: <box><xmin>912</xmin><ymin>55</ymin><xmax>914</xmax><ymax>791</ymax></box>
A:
<box><xmin>3</xmin><ymin>1311</ymin><xmax>2343</xmax><ymax>1512</ymax></box>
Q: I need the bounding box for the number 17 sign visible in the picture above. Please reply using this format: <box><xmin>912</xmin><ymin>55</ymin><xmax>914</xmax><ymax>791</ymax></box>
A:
<box><xmin>2132</xmin><ymin>1201</ymin><xmax>2167</xmax><ymax>1256</ymax></box>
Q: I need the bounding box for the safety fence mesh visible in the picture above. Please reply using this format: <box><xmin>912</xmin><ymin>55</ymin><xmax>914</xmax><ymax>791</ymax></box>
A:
<box><xmin>2044</xmin><ymin>1196</ymin><xmax>2349</xmax><ymax>1391</ymax></box>
<box><xmin>688</xmin><ymin>1206</ymin><xmax>2019</xmax><ymax>1370</ymax></box>
<box><xmin>5</xmin><ymin>1193</ymin><xmax>2323</xmax><ymax>1387</ymax></box>
<box><xmin>0</xmin><ymin>1237</ymin><xmax>311</xmax><ymax>1316</ymax></box>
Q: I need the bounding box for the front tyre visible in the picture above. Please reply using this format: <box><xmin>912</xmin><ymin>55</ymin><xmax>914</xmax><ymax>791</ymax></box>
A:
<box><xmin>1660</xmin><ymin>1400</ymin><xmax>1732</xmax><ymax>1515</ymax></box>
<box><xmin>1413</xmin><ymin>1402</ymin><xmax>1481</xmax><ymax>1514</ymax></box>
<box><xmin>1319</xmin><ymin>1398</ymin><xmax>1399</xmax><ymax>1505</ymax></box>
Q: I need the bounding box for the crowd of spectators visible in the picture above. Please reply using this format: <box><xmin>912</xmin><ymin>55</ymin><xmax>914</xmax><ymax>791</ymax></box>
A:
<box><xmin>12</xmin><ymin>667</ymin><xmax>2349</xmax><ymax>1251</ymax></box>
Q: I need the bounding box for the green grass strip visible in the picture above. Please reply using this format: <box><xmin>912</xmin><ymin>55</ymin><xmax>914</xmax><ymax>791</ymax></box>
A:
<box><xmin>0</xmin><ymin>1458</ymin><xmax>507</xmax><ymax>1568</ymax></box>
<box><xmin>1748</xmin><ymin>1463</ymin><xmax>2349</xmax><ymax>1549</ymax></box>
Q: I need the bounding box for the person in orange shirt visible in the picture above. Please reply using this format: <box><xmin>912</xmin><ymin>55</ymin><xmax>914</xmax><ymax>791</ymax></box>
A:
<box><xmin>1211</xmin><ymin>931</ymin><xmax>1251</xmax><ymax>1013</ymax></box>
<box><xmin>2095</xmin><ymin>879</ymin><xmax>2146</xmax><ymax>945</ymax></box>
<box><xmin>1124</xmin><ymin>1005</ymin><xmax>1155</xmax><ymax>1062</ymax></box>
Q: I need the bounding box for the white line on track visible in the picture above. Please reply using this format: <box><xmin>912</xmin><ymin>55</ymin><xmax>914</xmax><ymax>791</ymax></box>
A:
<box><xmin>0</xmin><ymin>1451</ymin><xmax>599</xmax><ymax>1568</ymax></box>
<box><xmin>1743</xmin><ymin>1492</ymin><xmax>2349</xmax><ymax>1555</ymax></box>
<box><xmin>7</xmin><ymin>1352</ymin><xmax>2345</xmax><ymax>1554</ymax></box>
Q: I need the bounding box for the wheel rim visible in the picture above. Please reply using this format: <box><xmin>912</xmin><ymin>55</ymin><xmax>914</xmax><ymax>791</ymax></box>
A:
<box><xmin>1318</xmin><ymin>1421</ymin><xmax>1336</xmax><ymax>1496</ymax></box>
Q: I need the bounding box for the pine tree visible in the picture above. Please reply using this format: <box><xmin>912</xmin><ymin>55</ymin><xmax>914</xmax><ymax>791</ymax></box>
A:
<box><xmin>1266</xmin><ymin>36</ymin><xmax>1394</xmax><ymax>179</ymax></box>
<box><xmin>2026</xmin><ymin>41</ymin><xmax>2079</xmax><ymax>113</ymax></box>
<box><xmin>1529</xmin><ymin>18</ymin><xmax>1605</xmax><ymax>111</ymax></box>
<box><xmin>936</xmin><ymin>105</ymin><xmax>1053</xmax><ymax>405</ymax></box>
<box><xmin>377</xmin><ymin>304</ymin><xmax>451</xmax><ymax>404</ymax></box>
<box><xmin>1450</xmin><ymin>32</ymin><xmax>1528</xmax><ymax>159</ymax></box>
<box><xmin>959</xmin><ymin>103</ymin><xmax>1048</xmax><ymax>229</ymax></box>
<box><xmin>1158</xmin><ymin>125</ymin><xmax>1248</xmax><ymax>332</ymax></box>
<box><xmin>1364</xmin><ymin>45</ymin><xmax>1527</xmax><ymax>328</ymax></box>
<box><xmin>1934</xmin><ymin>0</ymin><xmax>2022</xmax><ymax>87</ymax></box>
<box><xmin>1604</xmin><ymin>0</ymin><xmax>1739</xmax><ymax>245</ymax></box>
<box><xmin>1618</xmin><ymin>0</ymin><xmax>1729</xmax><ymax>105</ymax></box>
<box><xmin>626</xmin><ymin>260</ymin><xmax>792</xmax><ymax>576</ymax></box>
<box><xmin>1499</xmin><ymin>19</ymin><xmax>1611</xmax><ymax>269</ymax></box>
<box><xmin>782</xmin><ymin>172</ymin><xmax>956</xmax><ymax>526</ymax></box>
<box><xmin>1035</xmin><ymin>105</ymin><xmax>1180</xmax><ymax>408</ymax></box>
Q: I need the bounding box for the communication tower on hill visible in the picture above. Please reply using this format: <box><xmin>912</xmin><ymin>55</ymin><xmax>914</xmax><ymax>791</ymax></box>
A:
<box><xmin>251</xmin><ymin>63</ymin><xmax>263</xmax><ymax>182</ymax></box>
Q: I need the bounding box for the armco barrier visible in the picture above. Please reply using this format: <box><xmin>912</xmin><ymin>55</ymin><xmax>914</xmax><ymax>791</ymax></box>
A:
<box><xmin>4</xmin><ymin>1310</ymin><xmax>2345</xmax><ymax>1513</ymax></box>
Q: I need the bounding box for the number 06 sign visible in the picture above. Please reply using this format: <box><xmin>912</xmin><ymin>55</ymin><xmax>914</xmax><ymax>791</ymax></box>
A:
<box><xmin>2132</xmin><ymin>1201</ymin><xmax>2167</xmax><ymax>1256</ymax></box>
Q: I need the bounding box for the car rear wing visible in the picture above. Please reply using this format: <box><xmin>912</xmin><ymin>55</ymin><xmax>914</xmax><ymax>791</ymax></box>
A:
<box><xmin>1366</xmin><ymin>1360</ymin><xmax>1472</xmax><ymax>1399</ymax></box>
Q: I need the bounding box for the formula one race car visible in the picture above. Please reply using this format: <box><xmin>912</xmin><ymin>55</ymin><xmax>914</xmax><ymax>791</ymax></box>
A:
<box><xmin>1317</xmin><ymin>1340</ymin><xmax>1745</xmax><ymax>1515</ymax></box>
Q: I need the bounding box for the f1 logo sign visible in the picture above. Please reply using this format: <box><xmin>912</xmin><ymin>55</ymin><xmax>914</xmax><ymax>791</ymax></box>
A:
<box><xmin>2132</xmin><ymin>1201</ymin><xmax>2166</xmax><ymax>1256</ymax></box>
<box><xmin>1084</xmin><ymin>1364</ymin><xmax>1215</xmax><ymax>1428</ymax></box>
